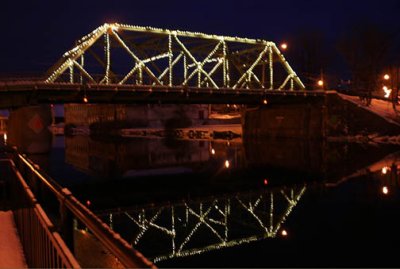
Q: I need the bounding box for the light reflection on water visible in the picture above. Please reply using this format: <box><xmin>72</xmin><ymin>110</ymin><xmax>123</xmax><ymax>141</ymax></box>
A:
<box><xmin>41</xmin><ymin>135</ymin><xmax>400</xmax><ymax>266</ymax></box>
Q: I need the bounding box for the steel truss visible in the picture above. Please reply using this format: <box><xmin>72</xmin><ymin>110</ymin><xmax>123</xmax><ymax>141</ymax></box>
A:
<box><xmin>46</xmin><ymin>23</ymin><xmax>305</xmax><ymax>90</ymax></box>
<box><xmin>98</xmin><ymin>185</ymin><xmax>306</xmax><ymax>263</ymax></box>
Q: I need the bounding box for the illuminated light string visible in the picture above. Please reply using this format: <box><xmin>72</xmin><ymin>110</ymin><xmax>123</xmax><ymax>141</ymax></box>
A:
<box><xmin>105</xmin><ymin>32</ymin><xmax>111</xmax><ymax>84</ymax></box>
<box><xmin>45</xmin><ymin>23</ymin><xmax>305</xmax><ymax>91</ymax></box>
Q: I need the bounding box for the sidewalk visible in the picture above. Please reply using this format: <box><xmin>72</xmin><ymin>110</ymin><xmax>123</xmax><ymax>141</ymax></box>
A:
<box><xmin>0</xmin><ymin>211</ymin><xmax>27</xmax><ymax>268</ymax></box>
<box><xmin>338</xmin><ymin>93</ymin><xmax>400</xmax><ymax>126</ymax></box>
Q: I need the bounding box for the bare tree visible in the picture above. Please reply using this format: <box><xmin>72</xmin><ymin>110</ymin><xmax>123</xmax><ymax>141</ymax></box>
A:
<box><xmin>337</xmin><ymin>21</ymin><xmax>392</xmax><ymax>105</ymax></box>
<box><xmin>287</xmin><ymin>29</ymin><xmax>331</xmax><ymax>89</ymax></box>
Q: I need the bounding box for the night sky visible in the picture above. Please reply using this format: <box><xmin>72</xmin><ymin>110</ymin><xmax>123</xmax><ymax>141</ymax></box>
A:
<box><xmin>1</xmin><ymin>0</ymin><xmax>400</xmax><ymax>76</ymax></box>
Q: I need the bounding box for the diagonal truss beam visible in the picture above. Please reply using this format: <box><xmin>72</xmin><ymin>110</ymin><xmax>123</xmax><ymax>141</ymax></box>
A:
<box><xmin>45</xmin><ymin>23</ymin><xmax>306</xmax><ymax>91</ymax></box>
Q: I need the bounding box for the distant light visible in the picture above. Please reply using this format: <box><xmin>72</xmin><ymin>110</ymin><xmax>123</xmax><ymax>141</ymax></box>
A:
<box><xmin>281</xmin><ymin>230</ymin><xmax>288</xmax><ymax>236</ymax></box>
<box><xmin>86</xmin><ymin>200</ymin><xmax>91</xmax><ymax>206</ymax></box>
<box><xmin>225</xmin><ymin>160</ymin><xmax>230</xmax><ymax>168</ymax></box>
<box><xmin>211</xmin><ymin>148</ymin><xmax>216</xmax><ymax>155</ymax></box>
<box><xmin>317</xmin><ymin>80</ymin><xmax>324</xmax><ymax>87</ymax></box>
<box><xmin>263</xmin><ymin>99</ymin><xmax>268</xmax><ymax>105</ymax></box>
<box><xmin>382</xmin><ymin>166</ymin><xmax>389</xmax><ymax>175</ymax></box>
<box><xmin>382</xmin><ymin>186</ymin><xmax>389</xmax><ymax>195</ymax></box>
<box><xmin>280</xmin><ymin>43</ymin><xmax>288</xmax><ymax>50</ymax></box>
<box><xmin>383</xmin><ymin>87</ymin><xmax>392</xmax><ymax>98</ymax></box>
<box><xmin>263</xmin><ymin>179</ymin><xmax>268</xmax><ymax>185</ymax></box>
<box><xmin>83</xmin><ymin>96</ymin><xmax>88</xmax><ymax>103</ymax></box>
<box><xmin>81</xmin><ymin>229</ymin><xmax>87</xmax><ymax>234</ymax></box>
<box><xmin>3</xmin><ymin>133</ymin><xmax>7</xmax><ymax>144</ymax></box>
<box><xmin>384</xmin><ymin>74</ymin><xmax>390</xmax><ymax>80</ymax></box>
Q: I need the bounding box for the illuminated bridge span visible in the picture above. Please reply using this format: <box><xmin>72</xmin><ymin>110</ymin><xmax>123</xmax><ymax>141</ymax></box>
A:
<box><xmin>0</xmin><ymin>23</ymin><xmax>324</xmax><ymax>108</ymax></box>
<box><xmin>95</xmin><ymin>185</ymin><xmax>306</xmax><ymax>263</ymax></box>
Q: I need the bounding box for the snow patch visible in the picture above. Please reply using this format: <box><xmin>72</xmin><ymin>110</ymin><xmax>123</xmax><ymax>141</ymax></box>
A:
<box><xmin>0</xmin><ymin>211</ymin><xmax>27</xmax><ymax>268</ymax></box>
<box><xmin>338</xmin><ymin>93</ymin><xmax>400</xmax><ymax>127</ymax></box>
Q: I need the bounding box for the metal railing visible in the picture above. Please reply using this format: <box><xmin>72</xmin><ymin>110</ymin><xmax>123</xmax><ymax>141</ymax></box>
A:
<box><xmin>1</xmin><ymin>158</ymin><xmax>80</xmax><ymax>268</ymax></box>
<box><xmin>5</xmin><ymin>147</ymin><xmax>155</xmax><ymax>268</ymax></box>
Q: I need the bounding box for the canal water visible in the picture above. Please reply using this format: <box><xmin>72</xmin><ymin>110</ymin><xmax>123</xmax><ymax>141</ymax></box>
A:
<box><xmin>32</xmin><ymin>135</ymin><xmax>400</xmax><ymax>267</ymax></box>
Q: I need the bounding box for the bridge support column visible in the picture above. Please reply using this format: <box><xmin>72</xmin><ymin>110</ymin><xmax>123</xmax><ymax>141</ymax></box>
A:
<box><xmin>243</xmin><ymin>100</ymin><xmax>325</xmax><ymax>139</ymax></box>
<box><xmin>7</xmin><ymin>105</ymin><xmax>52</xmax><ymax>154</ymax></box>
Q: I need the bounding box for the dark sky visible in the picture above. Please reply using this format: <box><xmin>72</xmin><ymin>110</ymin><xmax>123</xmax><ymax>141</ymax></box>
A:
<box><xmin>1</xmin><ymin>0</ymin><xmax>400</xmax><ymax>75</ymax></box>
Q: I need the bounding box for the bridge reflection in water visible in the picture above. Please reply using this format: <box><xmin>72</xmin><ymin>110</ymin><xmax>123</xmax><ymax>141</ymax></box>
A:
<box><xmin>54</xmin><ymin>133</ymin><xmax>400</xmax><ymax>265</ymax></box>
<box><xmin>95</xmin><ymin>185</ymin><xmax>306</xmax><ymax>263</ymax></box>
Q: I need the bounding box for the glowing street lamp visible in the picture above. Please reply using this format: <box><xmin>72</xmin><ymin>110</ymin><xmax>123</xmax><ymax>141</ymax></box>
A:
<box><xmin>317</xmin><ymin>80</ymin><xmax>324</xmax><ymax>87</ymax></box>
<box><xmin>383</xmin><ymin>86</ymin><xmax>392</xmax><ymax>98</ymax></box>
<box><xmin>384</xmin><ymin>74</ymin><xmax>390</xmax><ymax>80</ymax></box>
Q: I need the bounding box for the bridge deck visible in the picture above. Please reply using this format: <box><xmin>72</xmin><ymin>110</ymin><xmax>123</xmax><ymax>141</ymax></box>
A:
<box><xmin>0</xmin><ymin>82</ymin><xmax>334</xmax><ymax>108</ymax></box>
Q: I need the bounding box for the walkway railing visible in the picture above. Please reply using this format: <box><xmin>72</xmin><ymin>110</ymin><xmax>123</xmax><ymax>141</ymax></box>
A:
<box><xmin>2</xmin><ymin>147</ymin><xmax>155</xmax><ymax>268</ymax></box>
<box><xmin>1</xmin><ymin>158</ymin><xmax>79</xmax><ymax>268</ymax></box>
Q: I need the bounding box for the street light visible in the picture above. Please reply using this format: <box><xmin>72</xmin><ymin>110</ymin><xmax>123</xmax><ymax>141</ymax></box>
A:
<box><xmin>280</xmin><ymin>43</ymin><xmax>288</xmax><ymax>50</ymax></box>
<box><xmin>383</xmin><ymin>86</ymin><xmax>392</xmax><ymax>98</ymax></box>
<box><xmin>317</xmin><ymin>79</ymin><xmax>324</xmax><ymax>87</ymax></box>
<box><xmin>384</xmin><ymin>74</ymin><xmax>390</xmax><ymax>80</ymax></box>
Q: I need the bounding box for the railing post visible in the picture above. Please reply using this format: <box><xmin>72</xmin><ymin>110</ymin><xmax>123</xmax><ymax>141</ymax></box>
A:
<box><xmin>59</xmin><ymin>188</ymin><xmax>75</xmax><ymax>253</ymax></box>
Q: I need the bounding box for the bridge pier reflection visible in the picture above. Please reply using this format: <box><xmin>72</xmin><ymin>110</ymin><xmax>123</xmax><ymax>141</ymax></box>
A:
<box><xmin>7</xmin><ymin>105</ymin><xmax>52</xmax><ymax>154</ymax></box>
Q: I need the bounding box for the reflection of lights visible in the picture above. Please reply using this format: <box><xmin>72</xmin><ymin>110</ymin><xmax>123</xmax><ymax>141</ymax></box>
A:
<box><xmin>263</xmin><ymin>179</ymin><xmax>268</xmax><ymax>185</ymax></box>
<box><xmin>382</xmin><ymin>186</ymin><xmax>389</xmax><ymax>195</ymax></box>
<box><xmin>281</xmin><ymin>230</ymin><xmax>288</xmax><ymax>236</ymax></box>
<box><xmin>224</xmin><ymin>160</ymin><xmax>230</xmax><ymax>168</ymax></box>
<box><xmin>211</xmin><ymin>148</ymin><xmax>215</xmax><ymax>155</ymax></box>
<box><xmin>382</xmin><ymin>166</ymin><xmax>389</xmax><ymax>174</ymax></box>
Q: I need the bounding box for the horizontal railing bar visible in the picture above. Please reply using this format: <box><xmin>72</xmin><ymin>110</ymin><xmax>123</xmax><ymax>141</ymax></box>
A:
<box><xmin>14</xmin><ymin>152</ymin><xmax>155</xmax><ymax>268</ymax></box>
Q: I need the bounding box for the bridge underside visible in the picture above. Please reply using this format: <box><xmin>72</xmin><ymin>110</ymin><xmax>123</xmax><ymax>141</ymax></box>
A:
<box><xmin>0</xmin><ymin>83</ymin><xmax>331</xmax><ymax>108</ymax></box>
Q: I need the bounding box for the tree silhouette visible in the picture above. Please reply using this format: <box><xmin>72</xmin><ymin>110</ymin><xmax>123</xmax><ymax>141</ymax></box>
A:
<box><xmin>337</xmin><ymin>21</ymin><xmax>392</xmax><ymax>104</ymax></box>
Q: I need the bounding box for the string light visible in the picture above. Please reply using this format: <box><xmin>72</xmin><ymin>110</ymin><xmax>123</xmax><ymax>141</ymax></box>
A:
<box><xmin>44</xmin><ymin>23</ymin><xmax>305</xmax><ymax>91</ymax></box>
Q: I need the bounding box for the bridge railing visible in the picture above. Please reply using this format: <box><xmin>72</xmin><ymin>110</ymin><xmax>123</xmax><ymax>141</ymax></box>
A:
<box><xmin>3</xmin><ymin>147</ymin><xmax>155</xmax><ymax>268</ymax></box>
<box><xmin>1</xmin><ymin>158</ymin><xmax>80</xmax><ymax>268</ymax></box>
